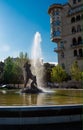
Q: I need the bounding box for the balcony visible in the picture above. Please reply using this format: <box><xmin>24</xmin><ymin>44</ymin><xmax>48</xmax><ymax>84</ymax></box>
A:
<box><xmin>68</xmin><ymin>5</ymin><xmax>83</xmax><ymax>16</ymax></box>
<box><xmin>51</xmin><ymin>37</ymin><xmax>61</xmax><ymax>42</ymax></box>
<box><xmin>77</xmin><ymin>55</ymin><xmax>83</xmax><ymax>60</ymax></box>
<box><xmin>71</xmin><ymin>43</ymin><xmax>83</xmax><ymax>49</ymax></box>
<box><xmin>54</xmin><ymin>46</ymin><xmax>65</xmax><ymax>53</ymax></box>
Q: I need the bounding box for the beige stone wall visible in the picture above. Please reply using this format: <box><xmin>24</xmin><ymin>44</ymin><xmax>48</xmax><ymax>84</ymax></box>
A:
<box><xmin>57</xmin><ymin>1</ymin><xmax>83</xmax><ymax>73</ymax></box>
<box><xmin>69</xmin><ymin>0</ymin><xmax>82</xmax><ymax>7</ymax></box>
<box><xmin>48</xmin><ymin>0</ymin><xmax>83</xmax><ymax>74</ymax></box>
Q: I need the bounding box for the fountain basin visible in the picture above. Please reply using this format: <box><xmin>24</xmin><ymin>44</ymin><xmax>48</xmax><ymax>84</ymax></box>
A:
<box><xmin>0</xmin><ymin>104</ymin><xmax>82</xmax><ymax>130</ymax></box>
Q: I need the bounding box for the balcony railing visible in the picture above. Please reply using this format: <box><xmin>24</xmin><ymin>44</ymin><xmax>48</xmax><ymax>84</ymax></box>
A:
<box><xmin>68</xmin><ymin>5</ymin><xmax>83</xmax><ymax>16</ymax></box>
<box><xmin>51</xmin><ymin>36</ymin><xmax>62</xmax><ymax>42</ymax></box>
<box><xmin>54</xmin><ymin>46</ymin><xmax>64</xmax><ymax>53</ymax></box>
<box><xmin>77</xmin><ymin>55</ymin><xmax>83</xmax><ymax>60</ymax></box>
<box><xmin>71</xmin><ymin>43</ymin><xmax>83</xmax><ymax>48</ymax></box>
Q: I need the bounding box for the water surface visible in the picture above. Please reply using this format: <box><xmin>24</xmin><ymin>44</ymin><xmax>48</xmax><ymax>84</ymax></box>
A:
<box><xmin>0</xmin><ymin>89</ymin><xmax>83</xmax><ymax>106</ymax></box>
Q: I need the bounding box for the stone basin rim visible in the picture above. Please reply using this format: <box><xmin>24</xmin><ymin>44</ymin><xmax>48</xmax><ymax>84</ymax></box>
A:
<box><xmin>0</xmin><ymin>104</ymin><xmax>82</xmax><ymax>109</ymax></box>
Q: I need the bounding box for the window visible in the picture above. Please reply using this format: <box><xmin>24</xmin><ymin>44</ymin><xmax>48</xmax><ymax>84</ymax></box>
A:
<box><xmin>60</xmin><ymin>42</ymin><xmax>64</xmax><ymax>48</ymax></box>
<box><xmin>78</xmin><ymin>37</ymin><xmax>82</xmax><ymax>44</ymax></box>
<box><xmin>79</xmin><ymin>49</ymin><xmax>82</xmax><ymax>57</ymax></box>
<box><xmin>71</xmin><ymin>17</ymin><xmax>75</xmax><ymax>23</ymax></box>
<box><xmin>61</xmin><ymin>52</ymin><xmax>64</xmax><ymax>58</ymax></box>
<box><xmin>55</xmin><ymin>20</ymin><xmax>61</xmax><ymax>26</ymax></box>
<box><xmin>55</xmin><ymin>11</ymin><xmax>59</xmax><ymax>15</ymax></box>
<box><xmin>78</xmin><ymin>0</ymin><xmax>81</xmax><ymax>2</ymax></box>
<box><xmin>55</xmin><ymin>30</ymin><xmax>61</xmax><ymax>36</ymax></box>
<box><xmin>61</xmin><ymin>63</ymin><xmax>65</xmax><ymax>69</ymax></box>
<box><xmin>55</xmin><ymin>9</ymin><xmax>60</xmax><ymax>15</ymax></box>
<box><xmin>73</xmin><ymin>0</ymin><xmax>76</xmax><ymax>4</ymax></box>
<box><xmin>74</xmin><ymin>50</ymin><xmax>77</xmax><ymax>56</ymax></box>
<box><xmin>53</xmin><ymin>31</ymin><xmax>56</xmax><ymax>36</ymax></box>
<box><xmin>72</xmin><ymin>26</ymin><xmax>76</xmax><ymax>34</ymax></box>
<box><xmin>76</xmin><ymin>15</ymin><xmax>81</xmax><ymax>21</ymax></box>
<box><xmin>72</xmin><ymin>38</ymin><xmax>77</xmax><ymax>45</ymax></box>
<box><xmin>81</xmin><ymin>14</ymin><xmax>83</xmax><ymax>19</ymax></box>
<box><xmin>77</xmin><ymin>25</ymin><xmax>81</xmax><ymax>32</ymax></box>
<box><xmin>52</xmin><ymin>11</ymin><xmax>55</xmax><ymax>16</ymax></box>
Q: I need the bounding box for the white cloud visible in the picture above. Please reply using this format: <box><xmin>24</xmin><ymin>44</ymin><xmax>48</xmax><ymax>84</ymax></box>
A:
<box><xmin>0</xmin><ymin>44</ymin><xmax>10</xmax><ymax>52</ymax></box>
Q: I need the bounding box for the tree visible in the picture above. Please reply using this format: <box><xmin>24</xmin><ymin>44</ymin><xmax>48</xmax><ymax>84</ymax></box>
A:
<box><xmin>4</xmin><ymin>57</ymin><xmax>14</xmax><ymax>84</ymax></box>
<box><xmin>16</xmin><ymin>52</ymin><xmax>29</xmax><ymax>83</ymax></box>
<box><xmin>81</xmin><ymin>71</ymin><xmax>83</xmax><ymax>81</ymax></box>
<box><xmin>44</xmin><ymin>63</ymin><xmax>54</xmax><ymax>82</ymax></box>
<box><xmin>12</xmin><ymin>63</ymin><xmax>23</xmax><ymax>86</ymax></box>
<box><xmin>3</xmin><ymin>56</ymin><xmax>24</xmax><ymax>85</ymax></box>
<box><xmin>17</xmin><ymin>52</ymin><xmax>29</xmax><ymax>68</ymax></box>
<box><xmin>0</xmin><ymin>62</ymin><xmax>4</xmax><ymax>84</ymax></box>
<box><xmin>3</xmin><ymin>52</ymin><xmax>29</xmax><ymax>85</ymax></box>
<box><xmin>51</xmin><ymin>65</ymin><xmax>67</xmax><ymax>83</ymax></box>
<box><xmin>70</xmin><ymin>61</ymin><xmax>81</xmax><ymax>81</ymax></box>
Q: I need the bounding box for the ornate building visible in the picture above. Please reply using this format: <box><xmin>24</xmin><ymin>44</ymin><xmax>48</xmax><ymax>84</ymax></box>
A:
<box><xmin>48</xmin><ymin>0</ymin><xmax>83</xmax><ymax>73</ymax></box>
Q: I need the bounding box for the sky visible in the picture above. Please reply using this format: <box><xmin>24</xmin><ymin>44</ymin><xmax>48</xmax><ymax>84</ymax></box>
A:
<box><xmin>0</xmin><ymin>0</ymin><xmax>67</xmax><ymax>63</ymax></box>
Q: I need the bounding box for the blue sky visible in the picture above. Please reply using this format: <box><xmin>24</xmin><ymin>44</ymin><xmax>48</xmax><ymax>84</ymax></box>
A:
<box><xmin>0</xmin><ymin>0</ymin><xmax>67</xmax><ymax>62</ymax></box>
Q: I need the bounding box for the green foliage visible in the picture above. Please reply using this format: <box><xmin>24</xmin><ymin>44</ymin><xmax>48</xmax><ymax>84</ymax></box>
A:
<box><xmin>0</xmin><ymin>62</ymin><xmax>4</xmax><ymax>84</ymax></box>
<box><xmin>44</xmin><ymin>63</ymin><xmax>54</xmax><ymax>82</ymax></box>
<box><xmin>12</xmin><ymin>62</ymin><xmax>23</xmax><ymax>84</ymax></box>
<box><xmin>1</xmin><ymin>52</ymin><xmax>29</xmax><ymax>85</ymax></box>
<box><xmin>18</xmin><ymin>52</ymin><xmax>29</xmax><ymax>68</ymax></box>
<box><xmin>81</xmin><ymin>72</ymin><xmax>83</xmax><ymax>81</ymax></box>
<box><xmin>4</xmin><ymin>57</ymin><xmax>14</xmax><ymax>84</ymax></box>
<box><xmin>70</xmin><ymin>61</ymin><xmax>81</xmax><ymax>81</ymax></box>
<box><xmin>51</xmin><ymin>65</ymin><xmax>67</xmax><ymax>83</ymax></box>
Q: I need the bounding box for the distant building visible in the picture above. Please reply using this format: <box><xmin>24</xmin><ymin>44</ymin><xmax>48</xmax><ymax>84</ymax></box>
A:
<box><xmin>48</xmin><ymin>0</ymin><xmax>83</xmax><ymax>73</ymax></box>
<box><xmin>44</xmin><ymin>62</ymin><xmax>58</xmax><ymax>66</ymax></box>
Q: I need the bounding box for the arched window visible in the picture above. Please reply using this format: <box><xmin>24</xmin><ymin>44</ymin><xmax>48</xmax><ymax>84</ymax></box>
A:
<box><xmin>78</xmin><ymin>0</ymin><xmax>81</xmax><ymax>2</ymax></box>
<box><xmin>78</xmin><ymin>37</ymin><xmax>82</xmax><ymax>44</ymax></box>
<box><xmin>72</xmin><ymin>26</ymin><xmax>76</xmax><ymax>34</ymax></box>
<box><xmin>73</xmin><ymin>0</ymin><xmax>76</xmax><ymax>4</ymax></box>
<box><xmin>55</xmin><ymin>29</ymin><xmax>61</xmax><ymax>36</ymax></box>
<box><xmin>71</xmin><ymin>17</ymin><xmax>75</xmax><ymax>23</ymax></box>
<box><xmin>72</xmin><ymin>38</ymin><xmax>77</xmax><ymax>45</ymax></box>
<box><xmin>62</xmin><ymin>63</ymin><xmax>65</xmax><ymax>69</ymax></box>
<box><xmin>55</xmin><ymin>20</ymin><xmax>61</xmax><ymax>25</ymax></box>
<box><xmin>76</xmin><ymin>15</ymin><xmax>81</xmax><ymax>21</ymax></box>
<box><xmin>53</xmin><ymin>31</ymin><xmax>56</xmax><ymax>37</ymax></box>
<box><xmin>60</xmin><ymin>41</ymin><xmax>64</xmax><ymax>48</ymax></box>
<box><xmin>74</xmin><ymin>50</ymin><xmax>77</xmax><ymax>56</ymax></box>
<box><xmin>77</xmin><ymin>25</ymin><xmax>81</xmax><ymax>32</ymax></box>
<box><xmin>61</xmin><ymin>52</ymin><xmax>64</xmax><ymax>58</ymax></box>
<box><xmin>81</xmin><ymin>14</ymin><xmax>83</xmax><ymax>19</ymax></box>
<box><xmin>79</xmin><ymin>49</ymin><xmax>82</xmax><ymax>57</ymax></box>
<box><xmin>52</xmin><ymin>10</ymin><xmax>55</xmax><ymax>16</ymax></box>
<box><xmin>55</xmin><ymin>10</ymin><xmax>60</xmax><ymax>15</ymax></box>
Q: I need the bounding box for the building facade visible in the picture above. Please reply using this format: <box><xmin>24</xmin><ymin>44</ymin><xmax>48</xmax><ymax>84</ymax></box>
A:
<box><xmin>48</xmin><ymin>0</ymin><xmax>83</xmax><ymax>73</ymax></box>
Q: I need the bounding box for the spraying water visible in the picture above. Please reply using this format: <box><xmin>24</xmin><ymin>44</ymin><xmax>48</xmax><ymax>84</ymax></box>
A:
<box><xmin>31</xmin><ymin>32</ymin><xmax>45</xmax><ymax>87</ymax></box>
<box><xmin>31</xmin><ymin>32</ymin><xmax>42</xmax><ymax>66</ymax></box>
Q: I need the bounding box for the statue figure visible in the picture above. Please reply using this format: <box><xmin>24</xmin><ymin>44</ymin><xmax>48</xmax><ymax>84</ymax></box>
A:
<box><xmin>23</xmin><ymin>61</ymin><xmax>37</xmax><ymax>88</ymax></box>
<box><xmin>31</xmin><ymin>76</ymin><xmax>37</xmax><ymax>89</ymax></box>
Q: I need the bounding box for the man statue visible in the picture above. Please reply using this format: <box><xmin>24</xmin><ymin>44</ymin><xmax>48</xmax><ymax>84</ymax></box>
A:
<box><xmin>23</xmin><ymin>61</ymin><xmax>37</xmax><ymax>88</ymax></box>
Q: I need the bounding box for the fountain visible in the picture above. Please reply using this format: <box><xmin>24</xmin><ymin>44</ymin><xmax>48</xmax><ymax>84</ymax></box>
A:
<box><xmin>31</xmin><ymin>32</ymin><xmax>45</xmax><ymax>88</ymax></box>
<box><xmin>21</xmin><ymin>32</ymin><xmax>45</xmax><ymax>93</ymax></box>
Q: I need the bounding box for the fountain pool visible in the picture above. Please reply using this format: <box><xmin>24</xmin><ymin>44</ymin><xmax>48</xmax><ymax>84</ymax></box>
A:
<box><xmin>0</xmin><ymin>89</ymin><xmax>83</xmax><ymax>106</ymax></box>
<box><xmin>0</xmin><ymin>89</ymin><xmax>82</xmax><ymax>130</ymax></box>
